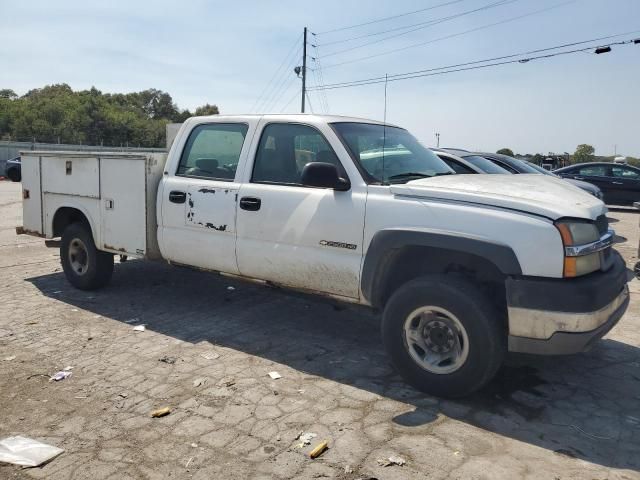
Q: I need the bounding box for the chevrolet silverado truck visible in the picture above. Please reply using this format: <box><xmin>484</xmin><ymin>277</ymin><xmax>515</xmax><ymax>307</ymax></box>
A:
<box><xmin>17</xmin><ymin>114</ymin><xmax>629</xmax><ymax>397</ymax></box>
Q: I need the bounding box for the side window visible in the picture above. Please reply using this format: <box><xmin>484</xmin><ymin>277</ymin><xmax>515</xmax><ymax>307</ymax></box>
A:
<box><xmin>440</xmin><ymin>156</ymin><xmax>472</xmax><ymax>174</ymax></box>
<box><xmin>612</xmin><ymin>166</ymin><xmax>640</xmax><ymax>179</ymax></box>
<box><xmin>252</xmin><ymin>123</ymin><xmax>345</xmax><ymax>185</ymax></box>
<box><xmin>577</xmin><ymin>165</ymin><xmax>607</xmax><ymax>177</ymax></box>
<box><xmin>177</xmin><ymin>123</ymin><xmax>249</xmax><ymax>180</ymax></box>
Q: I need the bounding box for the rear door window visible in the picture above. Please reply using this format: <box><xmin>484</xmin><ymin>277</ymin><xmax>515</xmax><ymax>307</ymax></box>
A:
<box><xmin>577</xmin><ymin>165</ymin><xmax>608</xmax><ymax>177</ymax></box>
<box><xmin>177</xmin><ymin>123</ymin><xmax>249</xmax><ymax>180</ymax></box>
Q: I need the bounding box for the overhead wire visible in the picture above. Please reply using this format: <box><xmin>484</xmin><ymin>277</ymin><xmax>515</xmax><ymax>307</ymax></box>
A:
<box><xmin>251</xmin><ymin>34</ymin><xmax>302</xmax><ymax>111</ymax></box>
<box><xmin>309</xmin><ymin>31</ymin><xmax>640</xmax><ymax>90</ymax></box>
<box><xmin>258</xmin><ymin>45</ymin><xmax>302</xmax><ymax>112</ymax></box>
<box><xmin>320</xmin><ymin>0</ymin><xmax>576</xmax><ymax>69</ymax></box>
<box><xmin>318</xmin><ymin>0</ymin><xmax>518</xmax><ymax>54</ymax></box>
<box><xmin>280</xmin><ymin>87</ymin><xmax>302</xmax><ymax>112</ymax></box>
<box><xmin>316</xmin><ymin>0</ymin><xmax>469</xmax><ymax>35</ymax></box>
<box><xmin>306</xmin><ymin>38</ymin><xmax>638</xmax><ymax>92</ymax></box>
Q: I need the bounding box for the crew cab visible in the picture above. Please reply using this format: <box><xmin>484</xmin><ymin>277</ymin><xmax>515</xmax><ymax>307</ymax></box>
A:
<box><xmin>17</xmin><ymin>114</ymin><xmax>629</xmax><ymax>397</ymax></box>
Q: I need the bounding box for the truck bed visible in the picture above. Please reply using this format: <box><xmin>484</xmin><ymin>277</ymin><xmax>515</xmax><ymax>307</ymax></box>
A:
<box><xmin>20</xmin><ymin>151</ymin><xmax>166</xmax><ymax>259</ymax></box>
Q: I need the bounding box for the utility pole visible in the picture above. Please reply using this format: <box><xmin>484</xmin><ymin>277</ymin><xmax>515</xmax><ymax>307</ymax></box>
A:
<box><xmin>435</xmin><ymin>132</ymin><xmax>440</xmax><ymax>148</ymax></box>
<box><xmin>301</xmin><ymin>27</ymin><xmax>307</xmax><ymax>113</ymax></box>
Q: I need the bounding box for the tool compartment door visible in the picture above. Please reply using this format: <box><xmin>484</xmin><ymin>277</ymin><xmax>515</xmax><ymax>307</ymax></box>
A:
<box><xmin>42</xmin><ymin>156</ymin><xmax>100</xmax><ymax>198</ymax></box>
<box><xmin>100</xmin><ymin>157</ymin><xmax>147</xmax><ymax>256</ymax></box>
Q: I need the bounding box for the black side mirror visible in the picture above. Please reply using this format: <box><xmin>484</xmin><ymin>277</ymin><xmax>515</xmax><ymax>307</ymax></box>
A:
<box><xmin>300</xmin><ymin>162</ymin><xmax>350</xmax><ymax>191</ymax></box>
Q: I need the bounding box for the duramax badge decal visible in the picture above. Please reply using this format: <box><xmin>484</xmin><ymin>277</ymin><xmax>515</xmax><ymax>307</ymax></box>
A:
<box><xmin>319</xmin><ymin>240</ymin><xmax>357</xmax><ymax>250</ymax></box>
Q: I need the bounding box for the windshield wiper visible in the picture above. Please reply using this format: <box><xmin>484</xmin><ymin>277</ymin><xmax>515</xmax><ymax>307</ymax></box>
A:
<box><xmin>387</xmin><ymin>172</ymin><xmax>432</xmax><ymax>183</ymax></box>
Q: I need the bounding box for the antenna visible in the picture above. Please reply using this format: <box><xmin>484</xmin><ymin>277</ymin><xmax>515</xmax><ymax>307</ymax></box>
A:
<box><xmin>382</xmin><ymin>73</ymin><xmax>388</xmax><ymax>184</ymax></box>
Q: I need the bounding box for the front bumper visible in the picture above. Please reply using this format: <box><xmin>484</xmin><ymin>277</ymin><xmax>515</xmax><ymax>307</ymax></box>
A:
<box><xmin>506</xmin><ymin>252</ymin><xmax>629</xmax><ymax>355</ymax></box>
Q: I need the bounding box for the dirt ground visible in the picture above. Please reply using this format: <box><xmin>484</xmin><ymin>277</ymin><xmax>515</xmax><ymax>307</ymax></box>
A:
<box><xmin>1</xmin><ymin>179</ymin><xmax>640</xmax><ymax>480</ymax></box>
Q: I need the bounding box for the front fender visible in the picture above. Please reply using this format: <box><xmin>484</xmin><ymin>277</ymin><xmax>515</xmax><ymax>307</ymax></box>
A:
<box><xmin>360</xmin><ymin>229</ymin><xmax>522</xmax><ymax>307</ymax></box>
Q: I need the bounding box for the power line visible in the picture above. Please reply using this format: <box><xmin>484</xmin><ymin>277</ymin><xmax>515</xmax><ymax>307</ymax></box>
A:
<box><xmin>321</xmin><ymin>0</ymin><xmax>575</xmax><ymax>69</ymax></box>
<box><xmin>310</xmin><ymin>31</ymin><xmax>640</xmax><ymax>90</ymax></box>
<box><xmin>317</xmin><ymin>0</ymin><xmax>517</xmax><ymax>51</ymax></box>
<box><xmin>316</xmin><ymin>0</ymin><xmax>468</xmax><ymax>35</ymax></box>
<box><xmin>307</xmin><ymin>38</ymin><xmax>638</xmax><ymax>91</ymax></box>
<box><xmin>257</xmin><ymin>45</ymin><xmax>302</xmax><ymax>112</ymax></box>
<box><xmin>280</xmin><ymin>87</ymin><xmax>302</xmax><ymax>112</ymax></box>
<box><xmin>250</xmin><ymin>33</ymin><xmax>302</xmax><ymax>112</ymax></box>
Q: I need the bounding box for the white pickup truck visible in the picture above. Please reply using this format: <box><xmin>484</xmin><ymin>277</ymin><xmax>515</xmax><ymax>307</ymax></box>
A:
<box><xmin>18</xmin><ymin>114</ymin><xmax>629</xmax><ymax>397</ymax></box>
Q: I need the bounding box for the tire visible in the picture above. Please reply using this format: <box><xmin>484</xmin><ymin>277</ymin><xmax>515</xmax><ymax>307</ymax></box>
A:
<box><xmin>382</xmin><ymin>275</ymin><xmax>505</xmax><ymax>398</ymax></box>
<box><xmin>60</xmin><ymin>222</ymin><xmax>114</xmax><ymax>290</ymax></box>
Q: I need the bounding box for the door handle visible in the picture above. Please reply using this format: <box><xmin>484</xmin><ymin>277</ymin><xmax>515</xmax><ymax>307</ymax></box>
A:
<box><xmin>574</xmin><ymin>176</ymin><xmax>584</xmax><ymax>180</ymax></box>
<box><xmin>169</xmin><ymin>191</ymin><xmax>186</xmax><ymax>204</ymax></box>
<box><xmin>239</xmin><ymin>196</ymin><xmax>261</xmax><ymax>211</ymax></box>
<box><xmin>612</xmin><ymin>181</ymin><xmax>624</xmax><ymax>185</ymax></box>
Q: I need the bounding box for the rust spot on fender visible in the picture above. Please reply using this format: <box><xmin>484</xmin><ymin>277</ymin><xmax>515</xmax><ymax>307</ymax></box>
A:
<box><xmin>16</xmin><ymin>227</ymin><xmax>45</xmax><ymax>237</ymax></box>
<box><xmin>104</xmin><ymin>244</ymin><xmax>127</xmax><ymax>253</ymax></box>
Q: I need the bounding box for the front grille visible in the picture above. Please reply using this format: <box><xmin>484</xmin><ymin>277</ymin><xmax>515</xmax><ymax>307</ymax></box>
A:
<box><xmin>595</xmin><ymin>214</ymin><xmax>608</xmax><ymax>236</ymax></box>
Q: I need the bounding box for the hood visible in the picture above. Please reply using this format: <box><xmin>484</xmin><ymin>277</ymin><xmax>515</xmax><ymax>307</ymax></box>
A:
<box><xmin>563</xmin><ymin>178</ymin><xmax>600</xmax><ymax>193</ymax></box>
<box><xmin>390</xmin><ymin>174</ymin><xmax>606</xmax><ymax>220</ymax></box>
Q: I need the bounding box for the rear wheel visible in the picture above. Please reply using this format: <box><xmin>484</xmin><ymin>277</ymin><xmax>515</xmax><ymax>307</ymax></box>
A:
<box><xmin>61</xmin><ymin>222</ymin><xmax>113</xmax><ymax>290</ymax></box>
<box><xmin>382</xmin><ymin>275</ymin><xmax>505</xmax><ymax>398</ymax></box>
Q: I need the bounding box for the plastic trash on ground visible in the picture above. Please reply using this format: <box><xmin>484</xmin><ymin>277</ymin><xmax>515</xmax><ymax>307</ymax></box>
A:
<box><xmin>0</xmin><ymin>436</ymin><xmax>64</xmax><ymax>467</ymax></box>
<box><xmin>268</xmin><ymin>371</ymin><xmax>282</xmax><ymax>380</ymax></box>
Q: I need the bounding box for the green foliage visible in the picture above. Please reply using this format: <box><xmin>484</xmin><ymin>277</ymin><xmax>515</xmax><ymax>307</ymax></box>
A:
<box><xmin>496</xmin><ymin>148</ymin><xmax>514</xmax><ymax>156</ymax></box>
<box><xmin>573</xmin><ymin>144</ymin><xmax>595</xmax><ymax>164</ymax></box>
<box><xmin>194</xmin><ymin>104</ymin><xmax>220</xmax><ymax>116</ymax></box>
<box><xmin>0</xmin><ymin>84</ymin><xmax>219</xmax><ymax>147</ymax></box>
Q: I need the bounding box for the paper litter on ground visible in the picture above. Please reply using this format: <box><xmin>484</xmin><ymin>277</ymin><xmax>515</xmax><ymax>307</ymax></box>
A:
<box><xmin>0</xmin><ymin>436</ymin><xmax>64</xmax><ymax>467</ymax></box>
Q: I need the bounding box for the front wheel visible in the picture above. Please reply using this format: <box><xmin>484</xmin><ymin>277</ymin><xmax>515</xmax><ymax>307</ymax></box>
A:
<box><xmin>382</xmin><ymin>275</ymin><xmax>505</xmax><ymax>398</ymax></box>
<box><xmin>60</xmin><ymin>222</ymin><xmax>114</xmax><ymax>290</ymax></box>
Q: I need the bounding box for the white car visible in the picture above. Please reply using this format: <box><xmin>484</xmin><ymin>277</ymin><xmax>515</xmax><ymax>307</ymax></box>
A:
<box><xmin>17</xmin><ymin>114</ymin><xmax>628</xmax><ymax>397</ymax></box>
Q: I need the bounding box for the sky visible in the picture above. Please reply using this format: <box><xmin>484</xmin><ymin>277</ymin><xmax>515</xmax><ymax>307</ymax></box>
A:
<box><xmin>1</xmin><ymin>0</ymin><xmax>639</xmax><ymax>156</ymax></box>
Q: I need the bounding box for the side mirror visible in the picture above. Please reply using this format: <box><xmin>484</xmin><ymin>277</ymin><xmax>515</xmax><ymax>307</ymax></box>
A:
<box><xmin>300</xmin><ymin>162</ymin><xmax>350</xmax><ymax>191</ymax></box>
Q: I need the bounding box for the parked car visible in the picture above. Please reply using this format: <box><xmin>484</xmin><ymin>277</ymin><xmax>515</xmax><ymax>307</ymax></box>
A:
<box><xmin>436</xmin><ymin>149</ymin><xmax>511</xmax><ymax>174</ymax></box>
<box><xmin>5</xmin><ymin>156</ymin><xmax>21</xmax><ymax>182</ymax></box>
<box><xmin>477</xmin><ymin>152</ymin><xmax>604</xmax><ymax>200</ymax></box>
<box><xmin>17</xmin><ymin>114</ymin><xmax>628</xmax><ymax>398</ymax></box>
<box><xmin>555</xmin><ymin>162</ymin><xmax>640</xmax><ymax>206</ymax></box>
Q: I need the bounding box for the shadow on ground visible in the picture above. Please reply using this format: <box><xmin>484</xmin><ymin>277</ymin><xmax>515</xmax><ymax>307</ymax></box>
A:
<box><xmin>27</xmin><ymin>261</ymin><xmax>640</xmax><ymax>471</ymax></box>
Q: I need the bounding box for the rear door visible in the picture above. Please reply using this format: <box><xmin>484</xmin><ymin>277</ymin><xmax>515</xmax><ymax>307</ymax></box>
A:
<box><xmin>609</xmin><ymin>165</ymin><xmax>640</xmax><ymax>205</ymax></box>
<box><xmin>159</xmin><ymin>122</ymin><xmax>252</xmax><ymax>274</ymax></box>
<box><xmin>235</xmin><ymin>121</ymin><xmax>366</xmax><ymax>299</ymax></box>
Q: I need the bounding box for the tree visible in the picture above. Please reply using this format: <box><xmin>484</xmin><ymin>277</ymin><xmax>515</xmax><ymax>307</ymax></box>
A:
<box><xmin>194</xmin><ymin>104</ymin><xmax>219</xmax><ymax>116</ymax></box>
<box><xmin>0</xmin><ymin>89</ymin><xmax>17</xmax><ymax>100</ymax></box>
<box><xmin>573</xmin><ymin>144</ymin><xmax>595</xmax><ymax>164</ymax></box>
<box><xmin>0</xmin><ymin>84</ymin><xmax>219</xmax><ymax>147</ymax></box>
<box><xmin>496</xmin><ymin>148</ymin><xmax>514</xmax><ymax>156</ymax></box>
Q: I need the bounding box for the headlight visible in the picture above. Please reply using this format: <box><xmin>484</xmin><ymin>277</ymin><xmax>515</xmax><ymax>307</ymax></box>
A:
<box><xmin>555</xmin><ymin>220</ymin><xmax>606</xmax><ymax>277</ymax></box>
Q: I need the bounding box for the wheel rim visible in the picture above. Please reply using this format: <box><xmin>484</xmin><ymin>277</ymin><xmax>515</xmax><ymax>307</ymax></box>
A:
<box><xmin>403</xmin><ymin>306</ymin><xmax>470</xmax><ymax>375</ymax></box>
<box><xmin>68</xmin><ymin>238</ymin><xmax>89</xmax><ymax>276</ymax></box>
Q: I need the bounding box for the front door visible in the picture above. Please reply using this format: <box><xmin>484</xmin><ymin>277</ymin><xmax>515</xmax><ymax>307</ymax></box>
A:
<box><xmin>159</xmin><ymin>122</ymin><xmax>252</xmax><ymax>274</ymax></box>
<box><xmin>235</xmin><ymin>121</ymin><xmax>366</xmax><ymax>299</ymax></box>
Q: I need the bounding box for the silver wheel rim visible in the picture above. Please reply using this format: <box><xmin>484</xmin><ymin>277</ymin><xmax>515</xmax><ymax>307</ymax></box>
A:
<box><xmin>403</xmin><ymin>306</ymin><xmax>470</xmax><ymax>375</ymax></box>
<box><xmin>68</xmin><ymin>238</ymin><xmax>89</xmax><ymax>276</ymax></box>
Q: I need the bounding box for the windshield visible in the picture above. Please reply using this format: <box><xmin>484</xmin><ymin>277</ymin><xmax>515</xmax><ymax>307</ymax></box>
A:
<box><xmin>331</xmin><ymin>122</ymin><xmax>453</xmax><ymax>183</ymax></box>
<box><xmin>463</xmin><ymin>155</ymin><xmax>511</xmax><ymax>174</ymax></box>
<box><xmin>526</xmin><ymin>162</ymin><xmax>558</xmax><ymax>177</ymax></box>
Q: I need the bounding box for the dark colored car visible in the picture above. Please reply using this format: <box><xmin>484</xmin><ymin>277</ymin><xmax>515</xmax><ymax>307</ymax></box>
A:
<box><xmin>477</xmin><ymin>152</ymin><xmax>604</xmax><ymax>200</ymax></box>
<box><xmin>5</xmin><ymin>156</ymin><xmax>21</xmax><ymax>182</ymax></box>
<box><xmin>436</xmin><ymin>149</ymin><xmax>511</xmax><ymax>174</ymax></box>
<box><xmin>555</xmin><ymin>162</ymin><xmax>640</xmax><ymax>206</ymax></box>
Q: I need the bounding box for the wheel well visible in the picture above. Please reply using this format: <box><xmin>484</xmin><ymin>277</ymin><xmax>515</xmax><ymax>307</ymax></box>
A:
<box><xmin>52</xmin><ymin>207</ymin><xmax>91</xmax><ymax>238</ymax></box>
<box><xmin>376</xmin><ymin>246</ymin><xmax>507</xmax><ymax>315</ymax></box>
